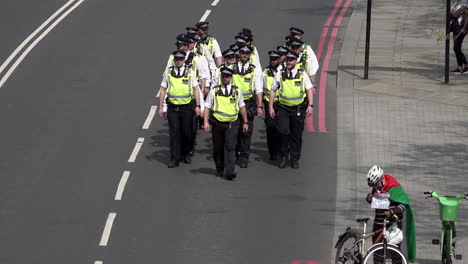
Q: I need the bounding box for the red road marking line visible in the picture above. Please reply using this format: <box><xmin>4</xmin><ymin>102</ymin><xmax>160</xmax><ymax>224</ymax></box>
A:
<box><xmin>324</xmin><ymin>0</ymin><xmax>343</xmax><ymax>26</ymax></box>
<box><xmin>318</xmin><ymin>28</ymin><xmax>338</xmax><ymax>133</ymax></box>
<box><xmin>334</xmin><ymin>0</ymin><xmax>352</xmax><ymax>26</ymax></box>
<box><xmin>315</xmin><ymin>27</ymin><xmax>329</xmax><ymax>61</ymax></box>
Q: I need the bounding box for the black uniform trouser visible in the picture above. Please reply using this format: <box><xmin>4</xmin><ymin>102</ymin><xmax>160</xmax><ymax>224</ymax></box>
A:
<box><xmin>212</xmin><ymin>119</ymin><xmax>239</xmax><ymax>176</ymax></box>
<box><xmin>263</xmin><ymin>99</ymin><xmax>280</xmax><ymax>157</ymax></box>
<box><xmin>454</xmin><ymin>32</ymin><xmax>467</xmax><ymax>67</ymax></box>
<box><xmin>275</xmin><ymin>102</ymin><xmax>306</xmax><ymax>161</ymax></box>
<box><xmin>236</xmin><ymin>98</ymin><xmax>256</xmax><ymax>160</ymax></box>
<box><xmin>167</xmin><ymin>103</ymin><xmax>194</xmax><ymax>162</ymax></box>
<box><xmin>372</xmin><ymin>222</ymin><xmax>404</xmax><ymax>264</ymax></box>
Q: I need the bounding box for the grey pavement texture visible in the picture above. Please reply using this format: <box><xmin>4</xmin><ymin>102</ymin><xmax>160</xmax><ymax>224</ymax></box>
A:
<box><xmin>336</xmin><ymin>0</ymin><xmax>468</xmax><ymax>263</ymax></box>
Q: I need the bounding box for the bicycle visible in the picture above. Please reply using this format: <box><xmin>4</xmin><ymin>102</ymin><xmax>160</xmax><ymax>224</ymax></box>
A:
<box><xmin>335</xmin><ymin>217</ymin><xmax>408</xmax><ymax>263</ymax></box>
<box><xmin>424</xmin><ymin>191</ymin><xmax>468</xmax><ymax>264</ymax></box>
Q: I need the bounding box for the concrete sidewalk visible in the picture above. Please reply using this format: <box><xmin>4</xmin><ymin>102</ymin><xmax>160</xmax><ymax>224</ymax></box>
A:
<box><xmin>335</xmin><ymin>0</ymin><xmax>468</xmax><ymax>263</ymax></box>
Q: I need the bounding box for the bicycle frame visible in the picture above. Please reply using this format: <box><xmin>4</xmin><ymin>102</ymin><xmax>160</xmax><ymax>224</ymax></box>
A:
<box><xmin>426</xmin><ymin>191</ymin><xmax>467</xmax><ymax>259</ymax></box>
<box><xmin>342</xmin><ymin>220</ymin><xmax>386</xmax><ymax>260</ymax></box>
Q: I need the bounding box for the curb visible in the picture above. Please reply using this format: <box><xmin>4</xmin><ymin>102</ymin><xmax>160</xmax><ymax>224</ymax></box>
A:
<box><xmin>331</xmin><ymin>0</ymin><xmax>366</xmax><ymax>261</ymax></box>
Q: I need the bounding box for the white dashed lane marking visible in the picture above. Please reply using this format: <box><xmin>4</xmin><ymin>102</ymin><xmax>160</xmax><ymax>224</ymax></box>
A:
<box><xmin>128</xmin><ymin>138</ymin><xmax>144</xmax><ymax>163</ymax></box>
<box><xmin>142</xmin><ymin>106</ymin><xmax>157</xmax><ymax>129</ymax></box>
<box><xmin>99</xmin><ymin>213</ymin><xmax>117</xmax><ymax>246</ymax></box>
<box><xmin>199</xmin><ymin>10</ymin><xmax>211</xmax><ymax>22</ymax></box>
<box><xmin>115</xmin><ymin>171</ymin><xmax>130</xmax><ymax>200</ymax></box>
<box><xmin>211</xmin><ymin>0</ymin><xmax>220</xmax><ymax>6</ymax></box>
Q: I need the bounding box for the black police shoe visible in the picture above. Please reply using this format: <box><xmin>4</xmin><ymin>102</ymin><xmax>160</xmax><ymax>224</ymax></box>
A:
<box><xmin>239</xmin><ymin>158</ymin><xmax>248</xmax><ymax>168</ymax></box>
<box><xmin>183</xmin><ymin>154</ymin><xmax>191</xmax><ymax>164</ymax></box>
<box><xmin>224</xmin><ymin>173</ymin><xmax>237</xmax><ymax>181</ymax></box>
<box><xmin>290</xmin><ymin>159</ymin><xmax>299</xmax><ymax>169</ymax></box>
<box><xmin>279</xmin><ymin>157</ymin><xmax>288</xmax><ymax>168</ymax></box>
<box><xmin>168</xmin><ymin>160</ymin><xmax>179</xmax><ymax>168</ymax></box>
<box><xmin>269</xmin><ymin>153</ymin><xmax>279</xmax><ymax>161</ymax></box>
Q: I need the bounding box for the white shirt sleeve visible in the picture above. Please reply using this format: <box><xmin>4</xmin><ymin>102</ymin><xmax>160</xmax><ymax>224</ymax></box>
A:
<box><xmin>212</xmin><ymin>39</ymin><xmax>222</xmax><ymax>59</ymax></box>
<box><xmin>160</xmin><ymin>69</ymin><xmax>168</xmax><ymax>88</ymax></box>
<box><xmin>197</xmin><ymin>55</ymin><xmax>209</xmax><ymax>81</ymax></box>
<box><xmin>238</xmin><ymin>92</ymin><xmax>246</xmax><ymax>108</ymax></box>
<box><xmin>254</xmin><ymin>67</ymin><xmax>263</xmax><ymax>94</ymax></box>
<box><xmin>254</xmin><ymin>51</ymin><xmax>262</xmax><ymax>70</ymax></box>
<box><xmin>211</xmin><ymin>67</ymin><xmax>219</xmax><ymax>87</ymax></box>
<box><xmin>271</xmin><ymin>71</ymin><xmax>281</xmax><ymax>91</ymax></box>
<box><xmin>304</xmin><ymin>72</ymin><xmax>313</xmax><ymax>90</ymax></box>
<box><xmin>307</xmin><ymin>46</ymin><xmax>319</xmax><ymax>76</ymax></box>
<box><xmin>204</xmin><ymin>89</ymin><xmax>215</xmax><ymax>109</ymax></box>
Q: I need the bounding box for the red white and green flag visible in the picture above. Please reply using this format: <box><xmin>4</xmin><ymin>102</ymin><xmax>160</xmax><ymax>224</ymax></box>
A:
<box><xmin>383</xmin><ymin>174</ymin><xmax>416</xmax><ymax>262</ymax></box>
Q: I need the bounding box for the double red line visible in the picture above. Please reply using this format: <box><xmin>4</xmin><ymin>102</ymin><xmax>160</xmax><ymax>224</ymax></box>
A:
<box><xmin>307</xmin><ymin>0</ymin><xmax>352</xmax><ymax>133</ymax></box>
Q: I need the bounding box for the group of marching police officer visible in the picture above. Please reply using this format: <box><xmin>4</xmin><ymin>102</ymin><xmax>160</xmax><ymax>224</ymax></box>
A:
<box><xmin>158</xmin><ymin>22</ymin><xmax>319</xmax><ymax>180</ymax></box>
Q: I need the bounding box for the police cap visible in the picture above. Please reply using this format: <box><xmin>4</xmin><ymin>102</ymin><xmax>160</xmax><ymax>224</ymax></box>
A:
<box><xmin>277</xmin><ymin>45</ymin><xmax>289</xmax><ymax>55</ymax></box>
<box><xmin>289</xmin><ymin>38</ymin><xmax>304</xmax><ymax>47</ymax></box>
<box><xmin>285</xmin><ymin>52</ymin><xmax>298</xmax><ymax>60</ymax></box>
<box><xmin>222</xmin><ymin>49</ymin><xmax>236</xmax><ymax>58</ymax></box>
<box><xmin>239</xmin><ymin>45</ymin><xmax>253</xmax><ymax>54</ymax></box>
<box><xmin>186</xmin><ymin>34</ymin><xmax>198</xmax><ymax>43</ymax></box>
<box><xmin>172</xmin><ymin>50</ymin><xmax>186</xmax><ymax>59</ymax></box>
<box><xmin>220</xmin><ymin>66</ymin><xmax>235</xmax><ymax>76</ymax></box>
<box><xmin>290</xmin><ymin>27</ymin><xmax>305</xmax><ymax>35</ymax></box>
<box><xmin>268</xmin><ymin>50</ymin><xmax>282</xmax><ymax>59</ymax></box>
<box><xmin>195</xmin><ymin>21</ymin><xmax>209</xmax><ymax>29</ymax></box>
<box><xmin>186</xmin><ymin>26</ymin><xmax>198</xmax><ymax>35</ymax></box>
<box><xmin>175</xmin><ymin>34</ymin><xmax>189</xmax><ymax>45</ymax></box>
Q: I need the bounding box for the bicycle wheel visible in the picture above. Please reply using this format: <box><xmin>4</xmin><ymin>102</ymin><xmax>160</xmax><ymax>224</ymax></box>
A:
<box><xmin>442</xmin><ymin>228</ymin><xmax>452</xmax><ymax>264</ymax></box>
<box><xmin>362</xmin><ymin>243</ymin><xmax>408</xmax><ymax>264</ymax></box>
<box><xmin>335</xmin><ymin>232</ymin><xmax>361</xmax><ymax>264</ymax></box>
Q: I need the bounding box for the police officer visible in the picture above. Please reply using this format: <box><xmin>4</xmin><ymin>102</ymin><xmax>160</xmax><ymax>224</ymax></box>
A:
<box><xmin>263</xmin><ymin>51</ymin><xmax>283</xmax><ymax>160</ymax></box>
<box><xmin>288</xmin><ymin>27</ymin><xmax>319</xmax><ymax>94</ymax></box>
<box><xmin>203</xmin><ymin>67</ymin><xmax>249</xmax><ymax>180</ymax></box>
<box><xmin>268</xmin><ymin>52</ymin><xmax>314</xmax><ymax>169</ymax></box>
<box><xmin>232</xmin><ymin>45</ymin><xmax>263</xmax><ymax>168</ymax></box>
<box><xmin>195</xmin><ymin>21</ymin><xmax>223</xmax><ymax>67</ymax></box>
<box><xmin>237</xmin><ymin>28</ymin><xmax>262</xmax><ymax>69</ymax></box>
<box><xmin>158</xmin><ymin>51</ymin><xmax>201</xmax><ymax>168</ymax></box>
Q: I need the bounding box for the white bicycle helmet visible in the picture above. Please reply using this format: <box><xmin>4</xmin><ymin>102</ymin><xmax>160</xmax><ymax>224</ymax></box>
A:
<box><xmin>367</xmin><ymin>165</ymin><xmax>384</xmax><ymax>187</ymax></box>
<box><xmin>386</xmin><ymin>223</ymin><xmax>404</xmax><ymax>245</ymax></box>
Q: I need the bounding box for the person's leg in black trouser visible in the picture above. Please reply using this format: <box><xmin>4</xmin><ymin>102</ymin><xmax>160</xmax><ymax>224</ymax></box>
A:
<box><xmin>180</xmin><ymin>106</ymin><xmax>194</xmax><ymax>162</ymax></box>
<box><xmin>212</xmin><ymin>122</ymin><xmax>226</xmax><ymax>176</ymax></box>
<box><xmin>289</xmin><ymin>108</ymin><xmax>306</xmax><ymax>167</ymax></box>
<box><xmin>167</xmin><ymin>106</ymin><xmax>182</xmax><ymax>166</ymax></box>
<box><xmin>275</xmin><ymin>106</ymin><xmax>291</xmax><ymax>167</ymax></box>
<box><xmin>237</xmin><ymin>99</ymin><xmax>255</xmax><ymax>167</ymax></box>
<box><xmin>264</xmin><ymin>100</ymin><xmax>280</xmax><ymax>160</ymax></box>
<box><xmin>224</xmin><ymin>120</ymin><xmax>239</xmax><ymax>178</ymax></box>
<box><xmin>454</xmin><ymin>33</ymin><xmax>467</xmax><ymax>68</ymax></box>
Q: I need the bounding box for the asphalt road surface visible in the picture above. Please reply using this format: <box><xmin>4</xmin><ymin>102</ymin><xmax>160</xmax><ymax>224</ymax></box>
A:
<box><xmin>0</xmin><ymin>0</ymin><xmax>349</xmax><ymax>263</ymax></box>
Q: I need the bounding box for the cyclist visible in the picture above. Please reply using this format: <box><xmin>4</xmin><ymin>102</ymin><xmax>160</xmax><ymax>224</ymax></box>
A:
<box><xmin>366</xmin><ymin>165</ymin><xmax>416</xmax><ymax>263</ymax></box>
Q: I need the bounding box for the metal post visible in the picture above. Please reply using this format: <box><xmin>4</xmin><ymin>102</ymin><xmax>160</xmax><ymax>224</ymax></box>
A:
<box><xmin>445</xmin><ymin>0</ymin><xmax>450</xmax><ymax>84</ymax></box>
<box><xmin>364</xmin><ymin>0</ymin><xmax>372</xmax><ymax>79</ymax></box>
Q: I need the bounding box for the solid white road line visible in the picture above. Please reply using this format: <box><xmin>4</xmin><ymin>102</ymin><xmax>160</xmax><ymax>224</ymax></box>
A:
<box><xmin>128</xmin><ymin>138</ymin><xmax>144</xmax><ymax>163</ymax></box>
<box><xmin>0</xmin><ymin>0</ymin><xmax>77</xmax><ymax>76</ymax></box>
<box><xmin>199</xmin><ymin>10</ymin><xmax>211</xmax><ymax>22</ymax></box>
<box><xmin>95</xmin><ymin>261</ymin><xmax>103</xmax><ymax>264</ymax></box>
<box><xmin>99</xmin><ymin>213</ymin><xmax>116</xmax><ymax>246</ymax></box>
<box><xmin>211</xmin><ymin>0</ymin><xmax>220</xmax><ymax>6</ymax></box>
<box><xmin>115</xmin><ymin>171</ymin><xmax>130</xmax><ymax>200</ymax></box>
<box><xmin>156</xmin><ymin>89</ymin><xmax>161</xmax><ymax>98</ymax></box>
<box><xmin>142</xmin><ymin>106</ymin><xmax>157</xmax><ymax>129</ymax></box>
<box><xmin>0</xmin><ymin>0</ymin><xmax>85</xmax><ymax>88</ymax></box>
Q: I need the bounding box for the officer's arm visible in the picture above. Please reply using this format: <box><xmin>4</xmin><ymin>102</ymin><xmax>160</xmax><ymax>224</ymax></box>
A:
<box><xmin>239</xmin><ymin>107</ymin><xmax>248</xmax><ymax>124</ymax></box>
<box><xmin>306</xmin><ymin>88</ymin><xmax>314</xmax><ymax>106</ymax></box>
<box><xmin>193</xmin><ymin>85</ymin><xmax>201</xmax><ymax>108</ymax></box>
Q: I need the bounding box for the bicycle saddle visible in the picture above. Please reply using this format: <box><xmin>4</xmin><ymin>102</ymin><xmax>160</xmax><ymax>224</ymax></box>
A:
<box><xmin>356</xmin><ymin>218</ymin><xmax>370</xmax><ymax>223</ymax></box>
